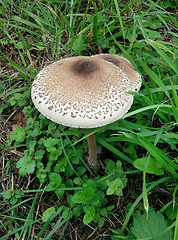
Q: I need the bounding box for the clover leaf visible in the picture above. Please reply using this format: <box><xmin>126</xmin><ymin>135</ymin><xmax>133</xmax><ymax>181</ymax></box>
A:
<box><xmin>83</xmin><ymin>205</ymin><xmax>95</xmax><ymax>225</ymax></box>
<box><xmin>46</xmin><ymin>172</ymin><xmax>62</xmax><ymax>191</ymax></box>
<box><xmin>106</xmin><ymin>178</ymin><xmax>124</xmax><ymax>196</ymax></box>
<box><xmin>16</xmin><ymin>151</ymin><xmax>36</xmax><ymax>177</ymax></box>
<box><xmin>10</xmin><ymin>126</ymin><xmax>25</xmax><ymax>142</ymax></box>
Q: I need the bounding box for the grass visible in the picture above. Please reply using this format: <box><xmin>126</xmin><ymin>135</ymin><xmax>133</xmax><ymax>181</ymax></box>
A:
<box><xmin>0</xmin><ymin>0</ymin><xmax>178</xmax><ymax>239</ymax></box>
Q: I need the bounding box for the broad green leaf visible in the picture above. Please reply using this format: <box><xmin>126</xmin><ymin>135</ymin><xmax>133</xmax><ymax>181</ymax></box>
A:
<box><xmin>43</xmin><ymin>137</ymin><xmax>59</xmax><ymax>148</ymax></box>
<box><xmin>35</xmin><ymin>150</ymin><xmax>45</xmax><ymax>160</ymax></box>
<box><xmin>105</xmin><ymin>160</ymin><xmax>116</xmax><ymax>174</ymax></box>
<box><xmin>3</xmin><ymin>189</ymin><xmax>13</xmax><ymax>200</ymax></box>
<box><xmin>62</xmin><ymin>207</ymin><xmax>72</xmax><ymax>220</ymax></box>
<box><xmin>46</xmin><ymin>173</ymin><xmax>62</xmax><ymax>191</ymax></box>
<box><xmin>48</xmin><ymin>150</ymin><xmax>60</xmax><ymax>161</ymax></box>
<box><xmin>73</xmin><ymin>177</ymin><xmax>83</xmax><ymax>185</ymax></box>
<box><xmin>29</xmin><ymin>140</ymin><xmax>36</xmax><ymax>154</ymax></box>
<box><xmin>72</xmin><ymin>191</ymin><xmax>86</xmax><ymax>204</ymax></box>
<box><xmin>76</xmin><ymin>166</ymin><xmax>86</xmax><ymax>176</ymax></box>
<box><xmin>31</xmin><ymin>128</ymin><xmax>39</xmax><ymax>137</ymax></box>
<box><xmin>72</xmin><ymin>36</ymin><xmax>87</xmax><ymax>53</ymax></box>
<box><xmin>133</xmin><ymin>157</ymin><xmax>164</xmax><ymax>175</ymax></box>
<box><xmin>55</xmin><ymin>183</ymin><xmax>65</xmax><ymax>198</ymax></box>
<box><xmin>83</xmin><ymin>213</ymin><xmax>93</xmax><ymax>225</ymax></box>
<box><xmin>46</xmin><ymin>182</ymin><xmax>58</xmax><ymax>191</ymax></box>
<box><xmin>85</xmin><ymin>205</ymin><xmax>95</xmax><ymax>216</ymax></box>
<box><xmin>42</xmin><ymin>207</ymin><xmax>56</xmax><ymax>222</ymax></box>
<box><xmin>106</xmin><ymin>187</ymin><xmax>114</xmax><ymax>195</ymax></box>
<box><xmin>131</xmin><ymin>207</ymin><xmax>173</xmax><ymax>239</ymax></box>
<box><xmin>100</xmin><ymin>208</ymin><xmax>108</xmax><ymax>217</ymax></box>
<box><xmin>54</xmin><ymin>158</ymin><xmax>67</xmax><ymax>172</ymax></box>
<box><xmin>73</xmin><ymin>205</ymin><xmax>83</xmax><ymax>217</ymax></box>
<box><xmin>91</xmin><ymin>191</ymin><xmax>105</xmax><ymax>208</ymax></box>
<box><xmin>83</xmin><ymin>205</ymin><xmax>95</xmax><ymax>224</ymax></box>
<box><xmin>143</xmin><ymin>18</ymin><xmax>162</xmax><ymax>29</ymax></box>
<box><xmin>144</xmin><ymin>29</ymin><xmax>161</xmax><ymax>39</ymax></box>
<box><xmin>84</xmin><ymin>186</ymin><xmax>95</xmax><ymax>201</ymax></box>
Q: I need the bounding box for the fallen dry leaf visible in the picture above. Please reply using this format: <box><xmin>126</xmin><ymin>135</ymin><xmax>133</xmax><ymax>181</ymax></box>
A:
<box><xmin>9</xmin><ymin>110</ymin><xmax>27</xmax><ymax>140</ymax></box>
<box><xmin>13</xmin><ymin>111</ymin><xmax>27</xmax><ymax>130</ymax></box>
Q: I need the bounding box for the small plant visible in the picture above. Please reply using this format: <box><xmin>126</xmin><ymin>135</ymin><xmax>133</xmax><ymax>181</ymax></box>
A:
<box><xmin>8</xmin><ymin>107</ymin><xmax>127</xmax><ymax>228</ymax></box>
<box><xmin>36</xmin><ymin>160</ymin><xmax>126</xmax><ymax>227</ymax></box>
<box><xmin>110</xmin><ymin>206</ymin><xmax>174</xmax><ymax>239</ymax></box>
<box><xmin>130</xmin><ymin>207</ymin><xmax>173</xmax><ymax>239</ymax></box>
<box><xmin>3</xmin><ymin>188</ymin><xmax>24</xmax><ymax>205</ymax></box>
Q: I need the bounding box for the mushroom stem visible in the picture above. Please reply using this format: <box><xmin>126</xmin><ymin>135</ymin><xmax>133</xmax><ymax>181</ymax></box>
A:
<box><xmin>86</xmin><ymin>133</ymin><xmax>98</xmax><ymax>167</ymax></box>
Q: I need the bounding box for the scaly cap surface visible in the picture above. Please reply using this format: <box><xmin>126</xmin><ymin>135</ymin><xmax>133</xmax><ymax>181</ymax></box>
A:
<box><xmin>31</xmin><ymin>56</ymin><xmax>135</xmax><ymax>128</ymax></box>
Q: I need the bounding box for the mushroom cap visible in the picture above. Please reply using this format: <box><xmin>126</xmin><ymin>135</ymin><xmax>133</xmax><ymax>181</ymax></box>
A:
<box><xmin>92</xmin><ymin>54</ymin><xmax>141</xmax><ymax>91</ymax></box>
<box><xmin>31</xmin><ymin>56</ymin><xmax>135</xmax><ymax>128</ymax></box>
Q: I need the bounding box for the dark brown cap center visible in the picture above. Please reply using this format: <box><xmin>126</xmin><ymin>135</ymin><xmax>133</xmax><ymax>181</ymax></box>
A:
<box><xmin>73</xmin><ymin>60</ymin><xmax>95</xmax><ymax>75</ymax></box>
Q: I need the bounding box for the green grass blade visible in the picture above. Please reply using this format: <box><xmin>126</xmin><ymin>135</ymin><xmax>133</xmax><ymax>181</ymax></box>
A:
<box><xmin>97</xmin><ymin>137</ymin><xmax>133</xmax><ymax>164</ymax></box>
<box><xmin>0</xmin><ymin>219</ymin><xmax>14</xmax><ymax>230</ymax></box>
<box><xmin>137</xmin><ymin>56</ymin><xmax>170</xmax><ymax>98</ymax></box>
<box><xmin>0</xmin><ymin>49</ymin><xmax>31</xmax><ymax>82</ymax></box>
<box><xmin>170</xmin><ymin>79</ymin><xmax>178</xmax><ymax>108</ymax></box>
<box><xmin>151</xmin><ymin>43</ymin><xmax>177</xmax><ymax>74</ymax></box>
<box><xmin>44</xmin><ymin>217</ymin><xmax>69</xmax><ymax>240</ymax></box>
<box><xmin>114</xmin><ymin>0</ymin><xmax>125</xmax><ymax>40</ymax></box>
<box><xmin>143</xmin><ymin>172</ymin><xmax>149</xmax><ymax>216</ymax></box>
<box><xmin>12</xmin><ymin>16</ymin><xmax>44</xmax><ymax>31</ymax></box>
<box><xmin>20</xmin><ymin>187</ymin><xmax>41</xmax><ymax>239</ymax></box>
<box><xmin>174</xmin><ymin>210</ymin><xmax>178</xmax><ymax>240</ymax></box>
<box><xmin>92</xmin><ymin>3</ymin><xmax>98</xmax><ymax>39</ymax></box>
<box><xmin>2</xmin><ymin>29</ymin><xmax>27</xmax><ymax>66</ymax></box>
<box><xmin>128</xmin><ymin>16</ymin><xmax>137</xmax><ymax>54</ymax></box>
<box><xmin>137</xmin><ymin>137</ymin><xmax>178</xmax><ymax>178</ymax></box>
<box><xmin>36</xmin><ymin>207</ymin><xmax>62</xmax><ymax>240</ymax></box>
<box><xmin>144</xmin><ymin>85</ymin><xmax>178</xmax><ymax>94</ymax></box>
<box><xmin>0</xmin><ymin>219</ymin><xmax>40</xmax><ymax>240</ymax></box>
<box><xmin>60</xmin><ymin>136</ymin><xmax>80</xmax><ymax>177</ymax></box>
<box><xmin>0</xmin><ymin>198</ymin><xmax>34</xmax><ymax>215</ymax></box>
<box><xmin>123</xmin><ymin>104</ymin><xmax>171</xmax><ymax>119</ymax></box>
<box><xmin>106</xmin><ymin>132</ymin><xmax>178</xmax><ymax>177</ymax></box>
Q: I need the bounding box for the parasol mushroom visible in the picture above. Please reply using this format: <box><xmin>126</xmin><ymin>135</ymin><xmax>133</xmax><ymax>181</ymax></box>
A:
<box><xmin>31</xmin><ymin>55</ymin><xmax>141</xmax><ymax>168</ymax></box>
